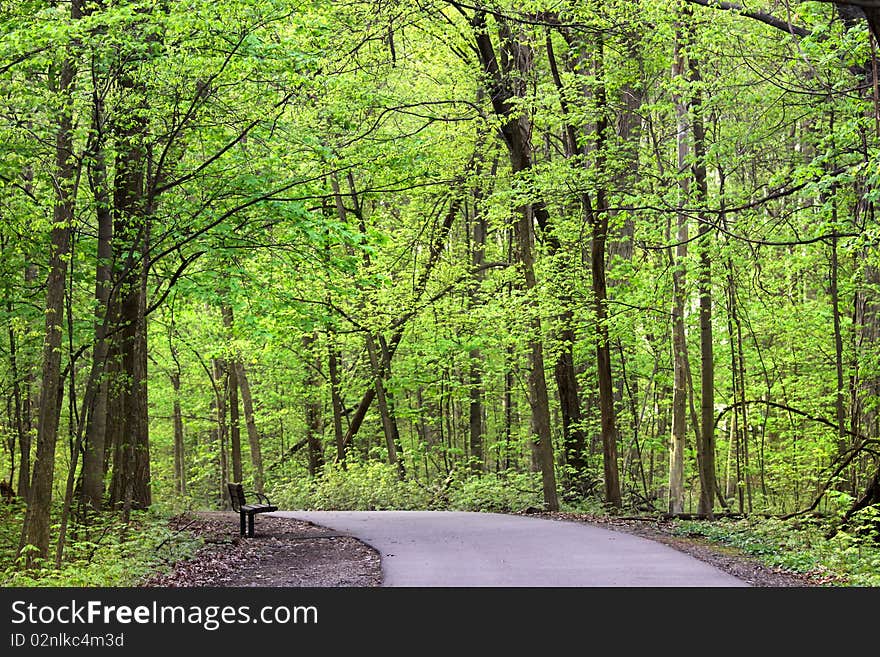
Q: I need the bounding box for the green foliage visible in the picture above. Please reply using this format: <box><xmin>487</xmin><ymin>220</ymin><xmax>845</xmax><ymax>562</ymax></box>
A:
<box><xmin>446</xmin><ymin>471</ymin><xmax>545</xmax><ymax>513</ymax></box>
<box><xmin>0</xmin><ymin>504</ymin><xmax>202</xmax><ymax>587</ymax></box>
<box><xmin>672</xmin><ymin>514</ymin><xmax>880</xmax><ymax>586</ymax></box>
<box><xmin>271</xmin><ymin>461</ymin><xmax>436</xmax><ymax>511</ymax></box>
<box><xmin>271</xmin><ymin>464</ymin><xmax>551</xmax><ymax>514</ymax></box>
<box><xmin>3</xmin><ymin>0</ymin><xmax>880</xmax><ymax>586</ymax></box>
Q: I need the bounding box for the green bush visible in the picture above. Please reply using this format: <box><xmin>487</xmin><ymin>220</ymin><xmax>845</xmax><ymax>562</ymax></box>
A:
<box><xmin>271</xmin><ymin>463</ymin><xmax>551</xmax><ymax>514</ymax></box>
<box><xmin>271</xmin><ymin>461</ymin><xmax>435</xmax><ymax>510</ymax></box>
<box><xmin>446</xmin><ymin>471</ymin><xmax>544</xmax><ymax>513</ymax></box>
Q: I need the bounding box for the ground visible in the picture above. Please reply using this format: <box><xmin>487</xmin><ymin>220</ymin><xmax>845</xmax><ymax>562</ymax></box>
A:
<box><xmin>141</xmin><ymin>512</ymin><xmax>381</xmax><ymax>587</ymax></box>
<box><xmin>141</xmin><ymin>510</ymin><xmax>822</xmax><ymax>588</ymax></box>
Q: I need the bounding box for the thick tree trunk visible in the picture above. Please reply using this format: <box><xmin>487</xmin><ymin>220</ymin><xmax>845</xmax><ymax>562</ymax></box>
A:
<box><xmin>473</xmin><ymin>13</ymin><xmax>558</xmax><ymax>509</ymax></box>
<box><xmin>21</xmin><ymin>43</ymin><xmax>79</xmax><ymax>566</ymax></box>
<box><xmin>587</xmin><ymin>37</ymin><xmax>622</xmax><ymax>509</ymax></box>
<box><xmin>108</xmin><ymin>67</ymin><xmax>151</xmax><ymax>513</ymax></box>
<box><xmin>591</xmin><ymin>208</ymin><xmax>622</xmax><ymax>509</ymax></box>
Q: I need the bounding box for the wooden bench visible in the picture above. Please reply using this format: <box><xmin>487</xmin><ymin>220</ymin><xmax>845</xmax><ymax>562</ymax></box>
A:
<box><xmin>227</xmin><ymin>482</ymin><xmax>278</xmax><ymax>537</ymax></box>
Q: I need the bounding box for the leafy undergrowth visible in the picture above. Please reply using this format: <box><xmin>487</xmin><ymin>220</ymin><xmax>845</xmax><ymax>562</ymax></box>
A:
<box><xmin>0</xmin><ymin>502</ymin><xmax>202</xmax><ymax>587</ymax></box>
<box><xmin>669</xmin><ymin>512</ymin><xmax>880</xmax><ymax>586</ymax></box>
<box><xmin>270</xmin><ymin>462</ymin><xmax>550</xmax><ymax>513</ymax></box>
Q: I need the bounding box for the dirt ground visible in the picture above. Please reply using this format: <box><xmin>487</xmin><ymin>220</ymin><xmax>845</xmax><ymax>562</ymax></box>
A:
<box><xmin>141</xmin><ymin>510</ymin><xmax>826</xmax><ymax>588</ymax></box>
<box><xmin>141</xmin><ymin>512</ymin><xmax>381</xmax><ymax>587</ymax></box>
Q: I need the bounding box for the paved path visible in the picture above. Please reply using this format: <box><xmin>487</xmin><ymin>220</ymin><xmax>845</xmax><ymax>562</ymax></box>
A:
<box><xmin>273</xmin><ymin>511</ymin><xmax>747</xmax><ymax>587</ymax></box>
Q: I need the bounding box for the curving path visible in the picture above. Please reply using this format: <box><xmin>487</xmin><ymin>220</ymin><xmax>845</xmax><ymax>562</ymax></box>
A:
<box><xmin>272</xmin><ymin>510</ymin><xmax>747</xmax><ymax>587</ymax></box>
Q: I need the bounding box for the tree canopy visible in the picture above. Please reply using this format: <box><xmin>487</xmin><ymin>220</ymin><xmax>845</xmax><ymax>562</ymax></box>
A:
<box><xmin>2</xmin><ymin>0</ymin><xmax>880</xmax><ymax>574</ymax></box>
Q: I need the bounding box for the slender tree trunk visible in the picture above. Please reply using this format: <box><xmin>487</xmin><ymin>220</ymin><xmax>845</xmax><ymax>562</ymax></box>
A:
<box><xmin>468</xmin><ymin>199</ymin><xmax>486</xmax><ymax>473</ymax></box>
<box><xmin>668</xmin><ymin>27</ymin><xmax>689</xmax><ymax>514</ymax></box>
<box><xmin>366</xmin><ymin>334</ymin><xmax>404</xmax><ymax>476</ymax></box>
<box><xmin>171</xmin><ymin>369</ymin><xmax>185</xmax><ymax>496</ymax></box>
<box><xmin>212</xmin><ymin>357</ymin><xmax>229</xmax><ymax>508</ymax></box>
<box><xmin>8</xmin><ymin>310</ymin><xmax>28</xmax><ymax>501</ymax></box>
<box><xmin>726</xmin><ymin>265</ymin><xmax>743</xmax><ymax>512</ymax></box>
<box><xmin>222</xmin><ymin>304</ymin><xmax>242</xmax><ymax>483</ymax></box>
<box><xmin>690</xmin><ymin>58</ymin><xmax>716</xmax><ymax>518</ymax></box>
<box><xmin>549</xmin><ymin>28</ymin><xmax>620</xmax><ymax>505</ymax></box>
<box><xmin>228</xmin><ymin>356</ymin><xmax>242</xmax><ymax>483</ymax></box>
<box><xmin>328</xmin><ymin>343</ymin><xmax>347</xmax><ymax>464</ymax></box>
<box><xmin>503</xmin><ymin>347</ymin><xmax>514</xmax><ymax>471</ymax></box>
<box><xmin>80</xmin><ymin>95</ymin><xmax>113</xmax><ymax>512</ymax></box>
<box><xmin>544</xmin><ymin>33</ymin><xmax>589</xmax><ymax>484</ymax></box>
<box><xmin>21</xmin><ymin>35</ymin><xmax>80</xmax><ymax>565</ymax></box>
<box><xmin>302</xmin><ymin>333</ymin><xmax>324</xmax><ymax>476</ymax></box>
<box><xmin>831</xmin><ymin>232</ymin><xmax>848</xmax><ymax>464</ymax></box>
<box><xmin>235</xmin><ymin>362</ymin><xmax>264</xmax><ymax>493</ymax></box>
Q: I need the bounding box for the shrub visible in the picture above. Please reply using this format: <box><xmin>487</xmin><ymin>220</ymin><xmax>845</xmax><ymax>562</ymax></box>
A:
<box><xmin>271</xmin><ymin>461</ymin><xmax>434</xmax><ymax>510</ymax></box>
<box><xmin>446</xmin><ymin>470</ymin><xmax>544</xmax><ymax>513</ymax></box>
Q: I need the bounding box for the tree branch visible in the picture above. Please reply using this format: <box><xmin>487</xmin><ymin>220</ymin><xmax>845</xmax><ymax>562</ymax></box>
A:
<box><xmin>683</xmin><ymin>0</ymin><xmax>810</xmax><ymax>37</ymax></box>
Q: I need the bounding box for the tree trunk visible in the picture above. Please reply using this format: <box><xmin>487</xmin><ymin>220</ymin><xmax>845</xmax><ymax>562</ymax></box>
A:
<box><xmin>8</xmin><ymin>309</ymin><xmax>28</xmax><ymax>501</ymax></box>
<box><xmin>468</xmin><ymin>198</ymin><xmax>487</xmax><ymax>473</ymax></box>
<box><xmin>302</xmin><ymin>333</ymin><xmax>324</xmax><ymax>476</ymax></box>
<box><xmin>591</xmin><ymin>206</ymin><xmax>622</xmax><ymax>509</ymax></box>
<box><xmin>171</xmin><ymin>369</ymin><xmax>186</xmax><ymax>496</ymax></box>
<box><xmin>212</xmin><ymin>357</ymin><xmax>229</xmax><ymax>508</ymax></box>
<box><xmin>586</xmin><ymin>37</ymin><xmax>622</xmax><ymax>509</ymax></box>
<box><xmin>222</xmin><ymin>304</ymin><xmax>242</xmax><ymax>483</ymax></box>
<box><xmin>235</xmin><ymin>362</ymin><xmax>265</xmax><ymax>493</ymax></box>
<box><xmin>366</xmin><ymin>333</ymin><xmax>404</xmax><ymax>476</ymax></box>
<box><xmin>472</xmin><ymin>12</ymin><xmax>558</xmax><ymax>509</ymax></box>
<box><xmin>669</xmin><ymin>27</ymin><xmax>689</xmax><ymax>514</ymax></box>
<box><xmin>80</xmin><ymin>95</ymin><xmax>113</xmax><ymax>512</ymax></box>
<box><xmin>831</xmin><ymin>232</ymin><xmax>849</xmax><ymax>469</ymax></box>
<box><xmin>108</xmin><ymin>66</ymin><xmax>151</xmax><ymax>513</ymax></box>
<box><xmin>328</xmin><ymin>343</ymin><xmax>347</xmax><ymax>464</ymax></box>
<box><xmin>21</xmin><ymin>38</ymin><xmax>79</xmax><ymax>566</ymax></box>
<box><xmin>690</xmin><ymin>58</ymin><xmax>716</xmax><ymax>519</ymax></box>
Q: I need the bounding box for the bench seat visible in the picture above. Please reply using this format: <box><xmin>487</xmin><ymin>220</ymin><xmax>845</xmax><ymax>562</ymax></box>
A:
<box><xmin>227</xmin><ymin>482</ymin><xmax>278</xmax><ymax>537</ymax></box>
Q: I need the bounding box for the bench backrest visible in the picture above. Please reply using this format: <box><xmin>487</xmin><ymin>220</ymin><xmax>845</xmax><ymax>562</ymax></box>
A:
<box><xmin>227</xmin><ymin>482</ymin><xmax>247</xmax><ymax>511</ymax></box>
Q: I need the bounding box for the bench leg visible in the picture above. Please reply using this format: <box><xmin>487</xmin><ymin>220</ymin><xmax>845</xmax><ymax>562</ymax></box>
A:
<box><xmin>247</xmin><ymin>512</ymin><xmax>255</xmax><ymax>538</ymax></box>
<box><xmin>239</xmin><ymin>512</ymin><xmax>246</xmax><ymax>537</ymax></box>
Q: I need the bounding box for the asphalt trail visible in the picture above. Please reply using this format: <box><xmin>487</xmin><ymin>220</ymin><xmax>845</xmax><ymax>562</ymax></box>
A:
<box><xmin>274</xmin><ymin>510</ymin><xmax>747</xmax><ymax>587</ymax></box>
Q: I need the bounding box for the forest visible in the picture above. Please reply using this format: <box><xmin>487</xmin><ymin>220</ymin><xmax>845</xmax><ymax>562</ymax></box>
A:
<box><xmin>2</xmin><ymin>0</ymin><xmax>880</xmax><ymax>585</ymax></box>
